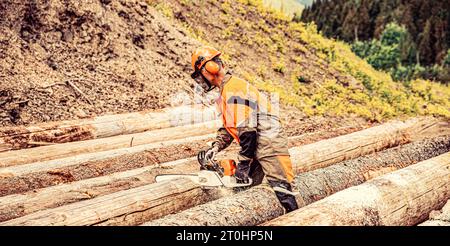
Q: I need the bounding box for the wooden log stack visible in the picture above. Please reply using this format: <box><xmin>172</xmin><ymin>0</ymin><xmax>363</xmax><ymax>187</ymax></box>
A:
<box><xmin>264</xmin><ymin>152</ymin><xmax>450</xmax><ymax>226</ymax></box>
<box><xmin>145</xmin><ymin>137</ymin><xmax>450</xmax><ymax>226</ymax></box>
<box><xmin>4</xmin><ymin>135</ymin><xmax>448</xmax><ymax>225</ymax></box>
<box><xmin>0</xmin><ymin>105</ymin><xmax>216</xmax><ymax>152</ymax></box>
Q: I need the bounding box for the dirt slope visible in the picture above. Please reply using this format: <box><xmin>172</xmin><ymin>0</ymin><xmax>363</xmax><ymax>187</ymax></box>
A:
<box><xmin>0</xmin><ymin>0</ymin><xmax>199</xmax><ymax>126</ymax></box>
<box><xmin>1</xmin><ymin>0</ymin><xmax>370</xmax><ymax>129</ymax></box>
<box><xmin>155</xmin><ymin>0</ymin><xmax>347</xmax><ymax>88</ymax></box>
<box><xmin>153</xmin><ymin>0</ymin><xmax>449</xmax><ymax>121</ymax></box>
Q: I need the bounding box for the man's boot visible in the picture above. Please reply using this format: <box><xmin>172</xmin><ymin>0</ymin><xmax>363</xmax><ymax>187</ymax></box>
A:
<box><xmin>269</xmin><ymin>180</ymin><xmax>299</xmax><ymax>213</ymax></box>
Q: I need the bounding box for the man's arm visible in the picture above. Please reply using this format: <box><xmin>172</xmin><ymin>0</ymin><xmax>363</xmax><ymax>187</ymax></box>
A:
<box><xmin>213</xmin><ymin>127</ymin><xmax>234</xmax><ymax>151</ymax></box>
<box><xmin>236</xmin><ymin>127</ymin><xmax>257</xmax><ymax>162</ymax></box>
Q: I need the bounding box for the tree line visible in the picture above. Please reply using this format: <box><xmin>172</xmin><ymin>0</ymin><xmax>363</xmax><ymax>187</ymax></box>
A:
<box><xmin>298</xmin><ymin>0</ymin><xmax>450</xmax><ymax>82</ymax></box>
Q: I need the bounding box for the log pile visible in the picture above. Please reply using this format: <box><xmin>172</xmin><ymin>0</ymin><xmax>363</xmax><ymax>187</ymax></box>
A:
<box><xmin>0</xmin><ymin>116</ymin><xmax>448</xmax><ymax>226</ymax></box>
<box><xmin>6</xmin><ymin>125</ymin><xmax>447</xmax><ymax>225</ymax></box>
<box><xmin>0</xmin><ymin>134</ymin><xmax>213</xmax><ymax>196</ymax></box>
<box><xmin>0</xmin><ymin>120</ymin><xmax>220</xmax><ymax>167</ymax></box>
<box><xmin>0</xmin><ymin>105</ymin><xmax>216</xmax><ymax>152</ymax></box>
<box><xmin>0</xmin><ymin>118</ymin><xmax>426</xmax><ymax>196</ymax></box>
<box><xmin>264</xmin><ymin>152</ymin><xmax>450</xmax><ymax>226</ymax></box>
<box><xmin>0</xmin><ymin>158</ymin><xmax>197</xmax><ymax>222</ymax></box>
<box><xmin>145</xmin><ymin>137</ymin><xmax>450</xmax><ymax>226</ymax></box>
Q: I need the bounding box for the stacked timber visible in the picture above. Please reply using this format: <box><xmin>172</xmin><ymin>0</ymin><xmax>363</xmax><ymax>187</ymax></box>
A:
<box><xmin>1</xmin><ymin>117</ymin><xmax>441</xmax><ymax>168</ymax></box>
<box><xmin>0</xmin><ymin>158</ymin><xmax>198</xmax><ymax>222</ymax></box>
<box><xmin>144</xmin><ymin>137</ymin><xmax>450</xmax><ymax>226</ymax></box>
<box><xmin>0</xmin><ymin>118</ymin><xmax>434</xmax><ymax>195</ymax></box>
<box><xmin>264</xmin><ymin>152</ymin><xmax>450</xmax><ymax>226</ymax></box>
<box><xmin>4</xmin><ymin>135</ymin><xmax>448</xmax><ymax>225</ymax></box>
<box><xmin>0</xmin><ymin>105</ymin><xmax>216</xmax><ymax>152</ymax></box>
<box><xmin>0</xmin><ymin>120</ymin><xmax>220</xmax><ymax>167</ymax></box>
<box><xmin>0</xmin><ymin>134</ymin><xmax>213</xmax><ymax>196</ymax></box>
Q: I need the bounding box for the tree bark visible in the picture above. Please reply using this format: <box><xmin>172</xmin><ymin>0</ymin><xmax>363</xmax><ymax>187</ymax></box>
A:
<box><xmin>0</xmin><ymin>134</ymin><xmax>212</xmax><ymax>196</ymax></box>
<box><xmin>1</xmin><ymin>178</ymin><xmax>222</xmax><ymax>226</ymax></box>
<box><xmin>264</xmin><ymin>152</ymin><xmax>450</xmax><ymax>226</ymax></box>
<box><xmin>0</xmin><ymin>105</ymin><xmax>216</xmax><ymax>152</ymax></box>
<box><xmin>0</xmin><ymin>158</ymin><xmax>198</xmax><ymax>222</ymax></box>
<box><xmin>0</xmin><ymin>118</ymin><xmax>438</xmax><ymax>197</ymax></box>
<box><xmin>0</xmin><ymin>120</ymin><xmax>220</xmax><ymax>167</ymax></box>
<box><xmin>2</xmin><ymin>124</ymin><xmax>447</xmax><ymax>225</ymax></box>
<box><xmin>144</xmin><ymin>137</ymin><xmax>450</xmax><ymax>226</ymax></box>
<box><xmin>0</xmin><ymin>105</ymin><xmax>215</xmax><ymax>152</ymax></box>
<box><xmin>418</xmin><ymin>200</ymin><xmax>450</xmax><ymax>226</ymax></box>
<box><xmin>0</xmin><ymin>126</ymin><xmax>355</xmax><ymax>197</ymax></box>
<box><xmin>0</xmin><ymin>126</ymin><xmax>363</xmax><ymax>197</ymax></box>
<box><xmin>0</xmin><ymin>137</ymin><xmax>440</xmax><ymax>225</ymax></box>
<box><xmin>291</xmin><ymin>117</ymin><xmax>445</xmax><ymax>172</ymax></box>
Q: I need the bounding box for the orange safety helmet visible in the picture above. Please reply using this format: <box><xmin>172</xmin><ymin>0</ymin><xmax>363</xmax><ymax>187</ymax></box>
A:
<box><xmin>191</xmin><ymin>46</ymin><xmax>222</xmax><ymax>75</ymax></box>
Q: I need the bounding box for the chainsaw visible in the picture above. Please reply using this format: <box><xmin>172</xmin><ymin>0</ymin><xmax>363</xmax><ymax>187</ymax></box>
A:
<box><xmin>155</xmin><ymin>151</ymin><xmax>252</xmax><ymax>188</ymax></box>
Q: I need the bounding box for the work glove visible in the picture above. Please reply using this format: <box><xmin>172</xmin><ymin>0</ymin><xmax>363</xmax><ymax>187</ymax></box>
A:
<box><xmin>204</xmin><ymin>145</ymin><xmax>219</xmax><ymax>162</ymax></box>
<box><xmin>197</xmin><ymin>145</ymin><xmax>219</xmax><ymax>170</ymax></box>
<box><xmin>235</xmin><ymin>160</ymin><xmax>252</xmax><ymax>184</ymax></box>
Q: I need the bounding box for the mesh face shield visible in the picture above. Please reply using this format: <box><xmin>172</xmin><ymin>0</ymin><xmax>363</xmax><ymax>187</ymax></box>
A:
<box><xmin>191</xmin><ymin>56</ymin><xmax>216</xmax><ymax>93</ymax></box>
<box><xmin>191</xmin><ymin>71</ymin><xmax>215</xmax><ymax>93</ymax></box>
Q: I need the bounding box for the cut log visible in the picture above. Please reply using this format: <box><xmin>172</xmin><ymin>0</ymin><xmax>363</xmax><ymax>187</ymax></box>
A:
<box><xmin>0</xmin><ymin>120</ymin><xmax>220</xmax><ymax>167</ymax></box>
<box><xmin>0</xmin><ymin>179</ymin><xmax>223</xmax><ymax>226</ymax></box>
<box><xmin>0</xmin><ymin>117</ymin><xmax>435</xmax><ymax>196</ymax></box>
<box><xmin>0</xmin><ymin>124</ymin><xmax>365</xmax><ymax>196</ymax></box>
<box><xmin>2</xmin><ymin>116</ymin><xmax>443</xmax><ymax>170</ymax></box>
<box><xmin>0</xmin><ymin>158</ymin><xmax>198</xmax><ymax>222</ymax></box>
<box><xmin>144</xmin><ymin>136</ymin><xmax>450</xmax><ymax>226</ymax></box>
<box><xmin>0</xmin><ymin>105</ymin><xmax>216</xmax><ymax>152</ymax></box>
<box><xmin>5</xmin><ymin>136</ymin><xmax>447</xmax><ymax>225</ymax></box>
<box><xmin>419</xmin><ymin>200</ymin><xmax>450</xmax><ymax>226</ymax></box>
<box><xmin>291</xmin><ymin>117</ymin><xmax>447</xmax><ymax>172</ymax></box>
<box><xmin>0</xmin><ymin>134</ymin><xmax>213</xmax><ymax>196</ymax></box>
<box><xmin>264</xmin><ymin>152</ymin><xmax>450</xmax><ymax>226</ymax></box>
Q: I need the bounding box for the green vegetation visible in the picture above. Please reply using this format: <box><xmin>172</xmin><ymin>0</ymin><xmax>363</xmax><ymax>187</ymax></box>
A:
<box><xmin>153</xmin><ymin>0</ymin><xmax>449</xmax><ymax>121</ymax></box>
<box><xmin>262</xmin><ymin>0</ymin><xmax>304</xmax><ymax>17</ymax></box>
<box><xmin>150</xmin><ymin>1</ymin><xmax>173</xmax><ymax>18</ymax></box>
<box><xmin>350</xmin><ymin>22</ymin><xmax>448</xmax><ymax>82</ymax></box>
<box><xmin>301</xmin><ymin>0</ymin><xmax>450</xmax><ymax>83</ymax></box>
<box><xmin>249</xmin><ymin>1</ymin><xmax>448</xmax><ymax>120</ymax></box>
<box><xmin>284</xmin><ymin>22</ymin><xmax>449</xmax><ymax>120</ymax></box>
<box><xmin>351</xmin><ymin>22</ymin><xmax>450</xmax><ymax>82</ymax></box>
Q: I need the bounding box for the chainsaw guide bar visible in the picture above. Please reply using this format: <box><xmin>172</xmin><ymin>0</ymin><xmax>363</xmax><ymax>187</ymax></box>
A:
<box><xmin>155</xmin><ymin>170</ymin><xmax>252</xmax><ymax>188</ymax></box>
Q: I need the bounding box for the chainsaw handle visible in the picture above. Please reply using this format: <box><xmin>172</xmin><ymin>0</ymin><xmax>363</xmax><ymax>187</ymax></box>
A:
<box><xmin>197</xmin><ymin>150</ymin><xmax>216</xmax><ymax>168</ymax></box>
<box><xmin>197</xmin><ymin>150</ymin><xmax>224</xmax><ymax>175</ymax></box>
<box><xmin>197</xmin><ymin>150</ymin><xmax>207</xmax><ymax>169</ymax></box>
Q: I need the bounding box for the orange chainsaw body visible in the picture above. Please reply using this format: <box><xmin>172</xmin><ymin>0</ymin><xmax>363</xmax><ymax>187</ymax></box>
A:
<box><xmin>219</xmin><ymin>159</ymin><xmax>236</xmax><ymax>176</ymax></box>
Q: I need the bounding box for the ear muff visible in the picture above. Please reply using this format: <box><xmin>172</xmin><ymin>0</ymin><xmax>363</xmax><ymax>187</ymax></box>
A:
<box><xmin>204</xmin><ymin>60</ymin><xmax>220</xmax><ymax>75</ymax></box>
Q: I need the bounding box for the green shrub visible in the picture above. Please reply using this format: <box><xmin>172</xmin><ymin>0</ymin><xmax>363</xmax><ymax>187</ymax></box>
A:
<box><xmin>444</xmin><ymin>49</ymin><xmax>450</xmax><ymax>66</ymax></box>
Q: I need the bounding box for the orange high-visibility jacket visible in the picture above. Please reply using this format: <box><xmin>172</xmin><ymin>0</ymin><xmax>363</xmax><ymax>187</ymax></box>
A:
<box><xmin>213</xmin><ymin>74</ymin><xmax>289</xmax><ymax>162</ymax></box>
